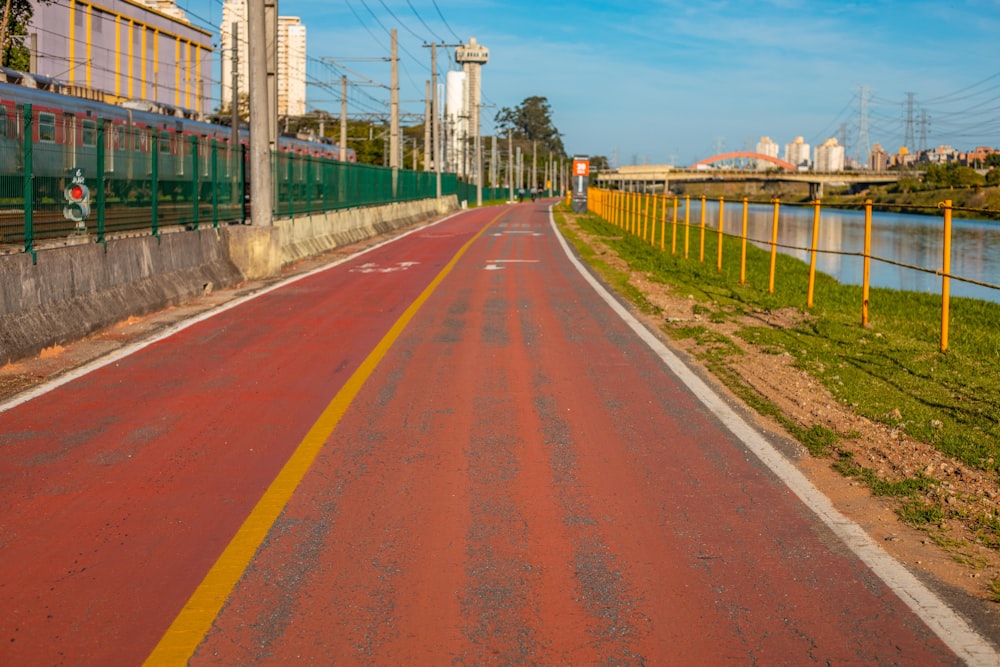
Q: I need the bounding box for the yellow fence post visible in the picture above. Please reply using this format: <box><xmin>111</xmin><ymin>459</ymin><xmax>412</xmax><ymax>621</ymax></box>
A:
<box><xmin>672</xmin><ymin>196</ymin><xmax>679</xmax><ymax>255</ymax></box>
<box><xmin>699</xmin><ymin>195</ymin><xmax>707</xmax><ymax>263</ymax></box>
<box><xmin>631</xmin><ymin>192</ymin><xmax>637</xmax><ymax>236</ymax></box>
<box><xmin>684</xmin><ymin>195</ymin><xmax>691</xmax><ymax>259</ymax></box>
<box><xmin>660</xmin><ymin>194</ymin><xmax>667</xmax><ymax>252</ymax></box>
<box><xmin>807</xmin><ymin>199</ymin><xmax>821</xmax><ymax>308</ymax></box>
<box><xmin>627</xmin><ymin>192</ymin><xmax>633</xmax><ymax>234</ymax></box>
<box><xmin>739</xmin><ymin>197</ymin><xmax>748</xmax><ymax>285</ymax></box>
<box><xmin>642</xmin><ymin>192</ymin><xmax>650</xmax><ymax>242</ymax></box>
<box><xmin>651</xmin><ymin>194</ymin><xmax>659</xmax><ymax>247</ymax></box>
<box><xmin>768</xmin><ymin>198</ymin><xmax>780</xmax><ymax>294</ymax></box>
<box><xmin>941</xmin><ymin>199</ymin><xmax>952</xmax><ymax>352</ymax></box>
<box><xmin>716</xmin><ymin>197</ymin><xmax>724</xmax><ymax>272</ymax></box>
<box><xmin>862</xmin><ymin>199</ymin><xmax>872</xmax><ymax>328</ymax></box>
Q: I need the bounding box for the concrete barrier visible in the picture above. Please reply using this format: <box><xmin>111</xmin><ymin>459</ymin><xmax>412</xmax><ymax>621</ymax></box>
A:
<box><xmin>0</xmin><ymin>196</ymin><xmax>460</xmax><ymax>364</ymax></box>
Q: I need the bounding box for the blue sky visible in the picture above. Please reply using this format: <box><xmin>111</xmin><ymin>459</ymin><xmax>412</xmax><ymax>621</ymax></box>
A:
<box><xmin>176</xmin><ymin>0</ymin><xmax>1000</xmax><ymax>166</ymax></box>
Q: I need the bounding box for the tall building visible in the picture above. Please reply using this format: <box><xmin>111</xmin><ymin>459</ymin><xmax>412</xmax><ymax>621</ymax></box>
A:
<box><xmin>28</xmin><ymin>0</ymin><xmax>214</xmax><ymax>114</ymax></box>
<box><xmin>869</xmin><ymin>143</ymin><xmax>889</xmax><ymax>172</ymax></box>
<box><xmin>784</xmin><ymin>136</ymin><xmax>811</xmax><ymax>170</ymax></box>
<box><xmin>220</xmin><ymin>0</ymin><xmax>307</xmax><ymax>117</ymax></box>
<box><xmin>814</xmin><ymin>137</ymin><xmax>845</xmax><ymax>172</ymax></box>
<box><xmin>755</xmin><ymin>136</ymin><xmax>779</xmax><ymax>170</ymax></box>
<box><xmin>219</xmin><ymin>0</ymin><xmax>248</xmax><ymax>113</ymax></box>
<box><xmin>277</xmin><ymin>17</ymin><xmax>306</xmax><ymax>117</ymax></box>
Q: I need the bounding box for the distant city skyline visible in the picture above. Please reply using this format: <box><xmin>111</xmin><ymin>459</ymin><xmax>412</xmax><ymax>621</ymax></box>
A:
<box><xmin>170</xmin><ymin>0</ymin><xmax>1000</xmax><ymax>165</ymax></box>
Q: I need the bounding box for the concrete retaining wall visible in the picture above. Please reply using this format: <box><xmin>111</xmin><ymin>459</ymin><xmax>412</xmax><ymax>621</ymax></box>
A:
<box><xmin>0</xmin><ymin>196</ymin><xmax>459</xmax><ymax>364</ymax></box>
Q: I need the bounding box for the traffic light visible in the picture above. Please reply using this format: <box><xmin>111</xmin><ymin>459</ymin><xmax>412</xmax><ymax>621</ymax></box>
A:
<box><xmin>63</xmin><ymin>182</ymin><xmax>91</xmax><ymax>223</ymax></box>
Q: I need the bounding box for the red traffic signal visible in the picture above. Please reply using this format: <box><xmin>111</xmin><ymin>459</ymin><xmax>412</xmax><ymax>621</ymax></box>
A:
<box><xmin>63</xmin><ymin>183</ymin><xmax>91</xmax><ymax>223</ymax></box>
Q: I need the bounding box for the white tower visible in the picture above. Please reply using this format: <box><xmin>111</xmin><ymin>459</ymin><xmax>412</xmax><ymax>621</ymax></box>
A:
<box><xmin>454</xmin><ymin>37</ymin><xmax>488</xmax><ymax>178</ymax></box>
<box><xmin>445</xmin><ymin>70</ymin><xmax>466</xmax><ymax>173</ymax></box>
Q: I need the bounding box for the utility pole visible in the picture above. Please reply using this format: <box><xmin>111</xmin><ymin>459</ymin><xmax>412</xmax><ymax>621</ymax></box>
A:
<box><xmin>264</xmin><ymin>0</ymin><xmax>277</xmax><ymax>153</ymax></box>
<box><xmin>532</xmin><ymin>140</ymin><xmax>537</xmax><ymax>191</ymax></box>
<box><xmin>508</xmin><ymin>130</ymin><xmax>513</xmax><ymax>203</ymax></box>
<box><xmin>490</xmin><ymin>135</ymin><xmax>497</xmax><ymax>188</ymax></box>
<box><xmin>248</xmin><ymin>0</ymin><xmax>272</xmax><ymax>225</ymax></box>
<box><xmin>340</xmin><ymin>75</ymin><xmax>347</xmax><ymax>161</ymax></box>
<box><xmin>389</xmin><ymin>28</ymin><xmax>399</xmax><ymax>170</ymax></box>
<box><xmin>475</xmin><ymin>130</ymin><xmax>482</xmax><ymax>206</ymax></box>
<box><xmin>424</xmin><ymin>80</ymin><xmax>431</xmax><ymax>171</ymax></box>
<box><xmin>230</xmin><ymin>22</ymin><xmax>239</xmax><ymax>148</ymax></box>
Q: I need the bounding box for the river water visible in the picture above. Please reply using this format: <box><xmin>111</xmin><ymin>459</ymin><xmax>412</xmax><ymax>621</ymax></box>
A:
<box><xmin>688</xmin><ymin>200</ymin><xmax>1000</xmax><ymax>304</ymax></box>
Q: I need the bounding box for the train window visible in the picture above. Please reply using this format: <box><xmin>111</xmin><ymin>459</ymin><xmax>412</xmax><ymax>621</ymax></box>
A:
<box><xmin>176</xmin><ymin>133</ymin><xmax>185</xmax><ymax>176</ymax></box>
<box><xmin>200</xmin><ymin>138</ymin><xmax>210</xmax><ymax>178</ymax></box>
<box><xmin>82</xmin><ymin>119</ymin><xmax>97</xmax><ymax>147</ymax></box>
<box><xmin>38</xmin><ymin>112</ymin><xmax>56</xmax><ymax>142</ymax></box>
<box><xmin>0</xmin><ymin>106</ymin><xmax>6</xmax><ymax>137</ymax></box>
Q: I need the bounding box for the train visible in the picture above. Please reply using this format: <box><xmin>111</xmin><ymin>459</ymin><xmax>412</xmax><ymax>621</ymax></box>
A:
<box><xmin>0</xmin><ymin>76</ymin><xmax>356</xmax><ymax>211</ymax></box>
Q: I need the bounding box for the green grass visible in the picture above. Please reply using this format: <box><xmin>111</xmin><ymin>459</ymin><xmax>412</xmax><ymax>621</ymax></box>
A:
<box><xmin>555</xmin><ymin>203</ymin><xmax>1000</xmax><ymax>560</ymax></box>
<box><xmin>559</xmin><ymin>205</ymin><xmax>1000</xmax><ymax>476</ymax></box>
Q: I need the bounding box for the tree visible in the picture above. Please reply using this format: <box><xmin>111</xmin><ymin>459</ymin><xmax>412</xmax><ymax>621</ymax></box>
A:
<box><xmin>588</xmin><ymin>155</ymin><xmax>610</xmax><ymax>171</ymax></box>
<box><xmin>1</xmin><ymin>0</ymin><xmax>52</xmax><ymax>70</ymax></box>
<box><xmin>923</xmin><ymin>162</ymin><xmax>985</xmax><ymax>188</ymax></box>
<box><xmin>494</xmin><ymin>96</ymin><xmax>565</xmax><ymax>157</ymax></box>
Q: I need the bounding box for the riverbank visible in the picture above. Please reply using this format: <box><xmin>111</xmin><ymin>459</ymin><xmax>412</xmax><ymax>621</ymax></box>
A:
<box><xmin>553</xmin><ymin>202</ymin><xmax>1000</xmax><ymax>610</ymax></box>
<box><xmin>673</xmin><ymin>181</ymin><xmax>1000</xmax><ymax>221</ymax></box>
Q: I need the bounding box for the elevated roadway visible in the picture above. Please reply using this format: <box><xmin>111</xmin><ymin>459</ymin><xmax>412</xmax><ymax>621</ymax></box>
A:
<box><xmin>0</xmin><ymin>203</ymin><xmax>995</xmax><ymax>665</ymax></box>
<box><xmin>596</xmin><ymin>161</ymin><xmax>908</xmax><ymax>198</ymax></box>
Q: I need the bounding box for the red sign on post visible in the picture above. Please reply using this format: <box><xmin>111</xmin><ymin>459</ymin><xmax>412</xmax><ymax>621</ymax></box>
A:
<box><xmin>573</xmin><ymin>159</ymin><xmax>590</xmax><ymax>176</ymax></box>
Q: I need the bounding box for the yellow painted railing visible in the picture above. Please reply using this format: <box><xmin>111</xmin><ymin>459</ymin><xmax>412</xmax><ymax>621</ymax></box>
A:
<box><xmin>585</xmin><ymin>188</ymin><xmax>1000</xmax><ymax>352</ymax></box>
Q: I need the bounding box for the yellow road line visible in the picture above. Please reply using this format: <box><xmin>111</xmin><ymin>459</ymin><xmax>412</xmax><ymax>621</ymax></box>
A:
<box><xmin>144</xmin><ymin>208</ymin><xmax>507</xmax><ymax>665</ymax></box>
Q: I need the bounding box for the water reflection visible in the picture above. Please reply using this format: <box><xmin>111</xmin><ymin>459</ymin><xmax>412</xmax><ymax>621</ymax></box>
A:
<box><xmin>684</xmin><ymin>200</ymin><xmax>1000</xmax><ymax>303</ymax></box>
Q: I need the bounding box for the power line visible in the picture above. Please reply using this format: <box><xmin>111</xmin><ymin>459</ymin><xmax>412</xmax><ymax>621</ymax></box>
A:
<box><xmin>430</xmin><ymin>0</ymin><xmax>462</xmax><ymax>42</ymax></box>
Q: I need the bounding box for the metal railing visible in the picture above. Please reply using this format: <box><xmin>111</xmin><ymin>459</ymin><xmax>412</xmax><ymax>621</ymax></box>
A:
<box><xmin>587</xmin><ymin>188</ymin><xmax>1000</xmax><ymax>352</ymax></box>
<box><xmin>0</xmin><ymin>104</ymin><xmax>465</xmax><ymax>255</ymax></box>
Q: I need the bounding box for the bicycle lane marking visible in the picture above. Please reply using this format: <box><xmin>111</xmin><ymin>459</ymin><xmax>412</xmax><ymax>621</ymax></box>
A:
<box><xmin>142</xmin><ymin>207</ymin><xmax>512</xmax><ymax>666</ymax></box>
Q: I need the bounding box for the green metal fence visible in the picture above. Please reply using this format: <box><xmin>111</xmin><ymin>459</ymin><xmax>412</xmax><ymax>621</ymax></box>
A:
<box><xmin>0</xmin><ymin>103</ymin><xmax>468</xmax><ymax>256</ymax></box>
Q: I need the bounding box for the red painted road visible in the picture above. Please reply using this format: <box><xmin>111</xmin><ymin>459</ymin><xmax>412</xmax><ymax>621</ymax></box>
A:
<box><xmin>0</xmin><ymin>203</ymin><xmax>969</xmax><ymax>665</ymax></box>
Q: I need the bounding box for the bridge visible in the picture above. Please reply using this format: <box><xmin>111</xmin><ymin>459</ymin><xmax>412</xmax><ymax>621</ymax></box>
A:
<box><xmin>595</xmin><ymin>152</ymin><xmax>907</xmax><ymax>198</ymax></box>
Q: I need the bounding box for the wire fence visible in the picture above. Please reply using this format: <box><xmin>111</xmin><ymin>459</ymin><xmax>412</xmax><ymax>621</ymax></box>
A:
<box><xmin>0</xmin><ymin>103</ymin><xmax>471</xmax><ymax>255</ymax></box>
<box><xmin>587</xmin><ymin>188</ymin><xmax>1000</xmax><ymax>352</ymax></box>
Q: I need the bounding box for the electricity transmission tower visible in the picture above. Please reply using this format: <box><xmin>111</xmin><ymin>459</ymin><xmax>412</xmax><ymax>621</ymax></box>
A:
<box><xmin>854</xmin><ymin>85</ymin><xmax>871</xmax><ymax>167</ymax></box>
<box><xmin>903</xmin><ymin>92</ymin><xmax>916</xmax><ymax>151</ymax></box>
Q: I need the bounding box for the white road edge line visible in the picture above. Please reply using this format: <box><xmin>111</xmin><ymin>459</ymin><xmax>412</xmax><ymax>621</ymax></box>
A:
<box><xmin>0</xmin><ymin>208</ymin><xmax>470</xmax><ymax>415</ymax></box>
<box><xmin>547</xmin><ymin>206</ymin><xmax>998</xmax><ymax>666</ymax></box>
